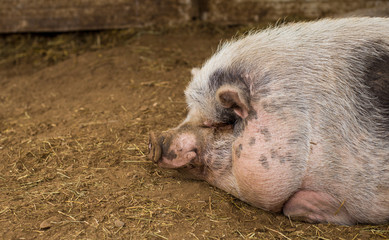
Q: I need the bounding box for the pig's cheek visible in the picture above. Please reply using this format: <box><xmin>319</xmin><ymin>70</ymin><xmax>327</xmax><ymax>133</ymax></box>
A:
<box><xmin>230</xmin><ymin>117</ymin><xmax>302</xmax><ymax>212</ymax></box>
<box><xmin>231</xmin><ymin>139</ymin><xmax>277</xmax><ymax>210</ymax></box>
<box><xmin>230</xmin><ymin>139</ymin><xmax>246</xmax><ymax>193</ymax></box>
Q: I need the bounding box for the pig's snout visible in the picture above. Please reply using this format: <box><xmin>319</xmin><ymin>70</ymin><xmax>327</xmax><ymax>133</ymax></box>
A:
<box><xmin>148</xmin><ymin>131</ymin><xmax>198</xmax><ymax>169</ymax></box>
<box><xmin>148</xmin><ymin>131</ymin><xmax>162</xmax><ymax>163</ymax></box>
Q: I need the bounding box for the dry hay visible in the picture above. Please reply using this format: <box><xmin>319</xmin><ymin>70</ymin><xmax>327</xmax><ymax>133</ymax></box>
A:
<box><xmin>0</xmin><ymin>23</ymin><xmax>388</xmax><ymax>239</ymax></box>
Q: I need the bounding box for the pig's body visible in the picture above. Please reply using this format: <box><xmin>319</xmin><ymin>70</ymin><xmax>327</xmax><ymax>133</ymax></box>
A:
<box><xmin>149</xmin><ymin>18</ymin><xmax>389</xmax><ymax>225</ymax></box>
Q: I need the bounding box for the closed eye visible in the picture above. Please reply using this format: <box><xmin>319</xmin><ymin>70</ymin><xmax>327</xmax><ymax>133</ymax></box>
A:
<box><xmin>216</xmin><ymin>123</ymin><xmax>234</xmax><ymax>131</ymax></box>
<box><xmin>202</xmin><ymin>120</ymin><xmax>234</xmax><ymax>130</ymax></box>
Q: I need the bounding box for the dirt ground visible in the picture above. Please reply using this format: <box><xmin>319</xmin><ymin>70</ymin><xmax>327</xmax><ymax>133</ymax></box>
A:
<box><xmin>0</xmin><ymin>23</ymin><xmax>388</xmax><ymax>239</ymax></box>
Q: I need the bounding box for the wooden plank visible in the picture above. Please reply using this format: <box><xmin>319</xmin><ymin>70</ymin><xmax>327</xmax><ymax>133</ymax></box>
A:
<box><xmin>202</xmin><ymin>0</ymin><xmax>389</xmax><ymax>24</ymax></box>
<box><xmin>0</xmin><ymin>0</ymin><xmax>194</xmax><ymax>33</ymax></box>
<box><xmin>1</xmin><ymin>0</ymin><xmax>388</xmax><ymax>33</ymax></box>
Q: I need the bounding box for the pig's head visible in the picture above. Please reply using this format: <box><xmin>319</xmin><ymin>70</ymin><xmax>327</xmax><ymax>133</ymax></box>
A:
<box><xmin>149</xmin><ymin>65</ymin><xmax>252</xmax><ymax>194</ymax></box>
<box><xmin>148</xmin><ymin>112</ymin><xmax>238</xmax><ymax>182</ymax></box>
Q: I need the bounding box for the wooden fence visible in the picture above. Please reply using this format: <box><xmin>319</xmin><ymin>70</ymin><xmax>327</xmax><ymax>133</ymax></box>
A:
<box><xmin>1</xmin><ymin>0</ymin><xmax>388</xmax><ymax>33</ymax></box>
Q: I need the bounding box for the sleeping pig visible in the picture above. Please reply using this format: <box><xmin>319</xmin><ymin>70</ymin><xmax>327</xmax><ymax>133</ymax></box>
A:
<box><xmin>148</xmin><ymin>17</ymin><xmax>389</xmax><ymax>225</ymax></box>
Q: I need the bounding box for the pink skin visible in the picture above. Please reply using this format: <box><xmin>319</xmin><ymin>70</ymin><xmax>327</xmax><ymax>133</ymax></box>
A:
<box><xmin>149</xmin><ymin>125</ymin><xmax>216</xmax><ymax>180</ymax></box>
<box><xmin>230</xmin><ymin>102</ymin><xmax>355</xmax><ymax>223</ymax></box>
<box><xmin>149</xmin><ymin>131</ymin><xmax>199</xmax><ymax>168</ymax></box>
<box><xmin>149</xmin><ymin>103</ymin><xmax>356</xmax><ymax>224</ymax></box>
<box><xmin>158</xmin><ymin>133</ymin><xmax>197</xmax><ymax>169</ymax></box>
<box><xmin>230</xmin><ymin>102</ymin><xmax>306</xmax><ymax>212</ymax></box>
<box><xmin>283</xmin><ymin>190</ymin><xmax>356</xmax><ymax>225</ymax></box>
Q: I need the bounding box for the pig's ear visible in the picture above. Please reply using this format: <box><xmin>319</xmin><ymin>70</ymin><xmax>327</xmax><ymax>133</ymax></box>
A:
<box><xmin>216</xmin><ymin>85</ymin><xmax>249</xmax><ymax>119</ymax></box>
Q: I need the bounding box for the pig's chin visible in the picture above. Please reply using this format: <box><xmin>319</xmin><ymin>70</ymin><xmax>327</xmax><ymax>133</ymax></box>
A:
<box><xmin>157</xmin><ymin>149</ymin><xmax>201</xmax><ymax>168</ymax></box>
<box><xmin>176</xmin><ymin>164</ymin><xmax>206</xmax><ymax>180</ymax></box>
<box><xmin>171</xmin><ymin>155</ymin><xmax>208</xmax><ymax>180</ymax></box>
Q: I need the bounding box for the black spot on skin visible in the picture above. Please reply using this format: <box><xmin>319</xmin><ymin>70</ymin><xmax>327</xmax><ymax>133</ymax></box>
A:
<box><xmin>361</xmin><ymin>41</ymin><xmax>389</xmax><ymax>127</ymax></box>
<box><xmin>279</xmin><ymin>155</ymin><xmax>286</xmax><ymax>164</ymax></box>
<box><xmin>209</xmin><ymin>68</ymin><xmax>248</xmax><ymax>92</ymax></box>
<box><xmin>260</xmin><ymin>127</ymin><xmax>271</xmax><ymax>142</ymax></box>
<box><xmin>235</xmin><ymin>144</ymin><xmax>243</xmax><ymax>158</ymax></box>
<box><xmin>345</xmin><ymin>40</ymin><xmax>389</xmax><ymax>139</ymax></box>
<box><xmin>279</xmin><ymin>152</ymin><xmax>294</xmax><ymax>164</ymax></box>
<box><xmin>259</xmin><ymin>155</ymin><xmax>269</xmax><ymax>169</ymax></box>
<box><xmin>362</xmin><ymin>41</ymin><xmax>389</xmax><ymax>105</ymax></box>
<box><xmin>285</xmin><ymin>152</ymin><xmax>293</xmax><ymax>161</ymax></box>
<box><xmin>165</xmin><ymin>150</ymin><xmax>177</xmax><ymax>161</ymax></box>
<box><xmin>249</xmin><ymin>137</ymin><xmax>256</xmax><ymax>146</ymax></box>
<box><xmin>287</xmin><ymin>138</ymin><xmax>299</xmax><ymax>145</ymax></box>
<box><xmin>270</xmin><ymin>149</ymin><xmax>277</xmax><ymax>159</ymax></box>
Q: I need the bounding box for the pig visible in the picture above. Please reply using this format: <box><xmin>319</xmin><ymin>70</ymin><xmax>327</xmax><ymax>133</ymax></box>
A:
<box><xmin>148</xmin><ymin>17</ymin><xmax>389</xmax><ymax>225</ymax></box>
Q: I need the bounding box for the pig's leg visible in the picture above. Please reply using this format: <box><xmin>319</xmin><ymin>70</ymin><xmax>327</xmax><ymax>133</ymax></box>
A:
<box><xmin>283</xmin><ymin>190</ymin><xmax>356</xmax><ymax>225</ymax></box>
